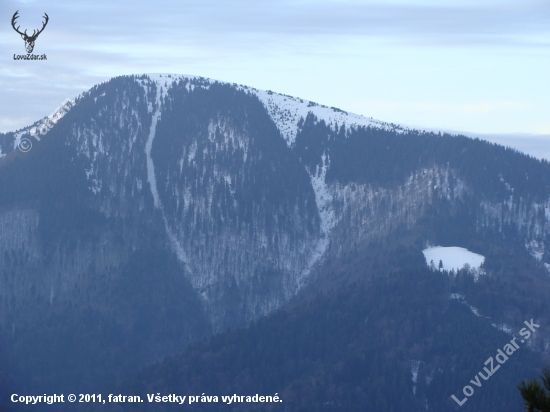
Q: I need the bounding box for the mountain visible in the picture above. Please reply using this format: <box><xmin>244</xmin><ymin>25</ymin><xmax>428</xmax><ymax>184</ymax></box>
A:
<box><xmin>1</xmin><ymin>74</ymin><xmax>550</xmax><ymax>411</ymax></box>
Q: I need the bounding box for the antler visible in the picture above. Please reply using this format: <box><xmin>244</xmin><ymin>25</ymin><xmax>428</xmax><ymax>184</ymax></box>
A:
<box><xmin>11</xmin><ymin>11</ymin><xmax>27</xmax><ymax>37</ymax></box>
<box><xmin>28</xmin><ymin>13</ymin><xmax>49</xmax><ymax>40</ymax></box>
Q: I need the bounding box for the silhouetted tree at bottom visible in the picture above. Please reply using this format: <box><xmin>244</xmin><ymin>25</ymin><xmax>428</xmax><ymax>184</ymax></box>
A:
<box><xmin>518</xmin><ymin>368</ymin><xmax>550</xmax><ymax>412</ymax></box>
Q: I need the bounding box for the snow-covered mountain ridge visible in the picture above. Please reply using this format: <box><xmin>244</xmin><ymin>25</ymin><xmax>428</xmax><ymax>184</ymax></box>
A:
<box><xmin>141</xmin><ymin>73</ymin><xmax>405</xmax><ymax>147</ymax></box>
<box><xmin>1</xmin><ymin>73</ymin><xmax>550</xmax><ymax>334</ymax></box>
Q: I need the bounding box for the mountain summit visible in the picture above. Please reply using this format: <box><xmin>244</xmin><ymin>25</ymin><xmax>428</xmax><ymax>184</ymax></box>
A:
<box><xmin>1</xmin><ymin>74</ymin><xmax>550</xmax><ymax>411</ymax></box>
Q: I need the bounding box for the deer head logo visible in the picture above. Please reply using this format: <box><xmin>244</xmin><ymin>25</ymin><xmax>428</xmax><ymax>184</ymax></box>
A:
<box><xmin>11</xmin><ymin>11</ymin><xmax>49</xmax><ymax>54</ymax></box>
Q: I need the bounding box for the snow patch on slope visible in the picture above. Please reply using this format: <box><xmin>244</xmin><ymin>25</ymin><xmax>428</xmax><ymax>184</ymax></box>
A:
<box><xmin>423</xmin><ymin>246</ymin><xmax>485</xmax><ymax>273</ymax></box>
<box><xmin>526</xmin><ymin>239</ymin><xmax>545</xmax><ymax>261</ymax></box>
<box><xmin>492</xmin><ymin>323</ymin><xmax>513</xmax><ymax>335</ymax></box>
<box><xmin>251</xmin><ymin>88</ymin><xmax>403</xmax><ymax>147</ymax></box>
<box><xmin>450</xmin><ymin>293</ymin><xmax>485</xmax><ymax>318</ymax></box>
<box><xmin>298</xmin><ymin>152</ymin><xmax>336</xmax><ymax>287</ymax></box>
<box><xmin>411</xmin><ymin>360</ymin><xmax>421</xmax><ymax>395</ymax></box>
<box><xmin>142</xmin><ymin>74</ymin><xmax>212</xmax><ymax>95</ymax></box>
<box><xmin>144</xmin><ymin>83</ymin><xmax>162</xmax><ymax>208</ymax></box>
<box><xmin>142</xmin><ymin>76</ymin><xmax>189</xmax><ymax>265</ymax></box>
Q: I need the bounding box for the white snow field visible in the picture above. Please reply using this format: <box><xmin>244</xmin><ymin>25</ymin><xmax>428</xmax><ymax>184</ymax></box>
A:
<box><xmin>422</xmin><ymin>246</ymin><xmax>485</xmax><ymax>272</ymax></box>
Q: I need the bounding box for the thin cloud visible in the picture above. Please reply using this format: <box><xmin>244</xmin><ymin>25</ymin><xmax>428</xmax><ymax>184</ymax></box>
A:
<box><xmin>1</xmin><ymin>0</ymin><xmax>548</xmax><ymax>134</ymax></box>
<box><xmin>2</xmin><ymin>0</ymin><xmax>549</xmax><ymax>47</ymax></box>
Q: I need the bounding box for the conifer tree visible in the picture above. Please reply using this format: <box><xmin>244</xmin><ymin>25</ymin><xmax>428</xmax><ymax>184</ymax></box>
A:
<box><xmin>518</xmin><ymin>368</ymin><xmax>550</xmax><ymax>412</ymax></box>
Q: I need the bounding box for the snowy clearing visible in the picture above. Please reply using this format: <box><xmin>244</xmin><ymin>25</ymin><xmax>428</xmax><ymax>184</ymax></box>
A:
<box><xmin>423</xmin><ymin>246</ymin><xmax>485</xmax><ymax>272</ymax></box>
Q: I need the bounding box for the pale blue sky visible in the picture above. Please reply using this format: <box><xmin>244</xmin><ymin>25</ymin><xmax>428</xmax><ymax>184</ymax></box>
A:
<box><xmin>1</xmin><ymin>0</ymin><xmax>549</xmax><ymax>156</ymax></box>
